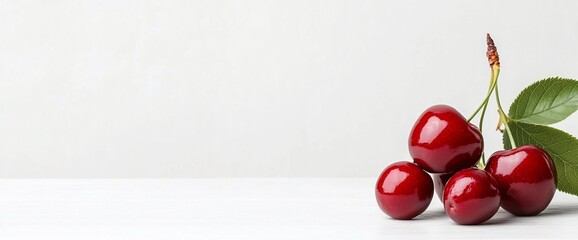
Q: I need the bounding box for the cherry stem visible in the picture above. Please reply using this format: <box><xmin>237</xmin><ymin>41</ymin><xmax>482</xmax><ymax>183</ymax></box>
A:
<box><xmin>475</xmin><ymin>34</ymin><xmax>517</xmax><ymax>167</ymax></box>
<box><xmin>471</xmin><ymin>69</ymin><xmax>498</xmax><ymax>167</ymax></box>
<box><xmin>493</xmin><ymin>69</ymin><xmax>517</xmax><ymax>148</ymax></box>
<box><xmin>476</xmin><ymin>33</ymin><xmax>516</xmax><ymax>167</ymax></box>
<box><xmin>467</xmin><ymin>80</ymin><xmax>496</xmax><ymax>123</ymax></box>
<box><xmin>478</xmin><ymin>71</ymin><xmax>497</xmax><ymax>138</ymax></box>
<box><xmin>469</xmin><ymin>33</ymin><xmax>500</xmax><ymax>123</ymax></box>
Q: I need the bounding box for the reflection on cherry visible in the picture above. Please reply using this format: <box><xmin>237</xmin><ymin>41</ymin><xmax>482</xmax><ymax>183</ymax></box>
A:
<box><xmin>409</xmin><ymin>105</ymin><xmax>483</xmax><ymax>173</ymax></box>
<box><xmin>485</xmin><ymin>145</ymin><xmax>557</xmax><ymax>216</ymax></box>
<box><xmin>375</xmin><ymin>161</ymin><xmax>434</xmax><ymax>220</ymax></box>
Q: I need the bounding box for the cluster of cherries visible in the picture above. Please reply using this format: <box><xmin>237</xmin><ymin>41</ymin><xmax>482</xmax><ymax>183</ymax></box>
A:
<box><xmin>375</xmin><ymin>104</ymin><xmax>557</xmax><ymax>225</ymax></box>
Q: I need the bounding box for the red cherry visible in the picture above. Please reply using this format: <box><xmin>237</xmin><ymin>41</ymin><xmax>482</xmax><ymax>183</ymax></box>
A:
<box><xmin>375</xmin><ymin>161</ymin><xmax>434</xmax><ymax>220</ymax></box>
<box><xmin>485</xmin><ymin>145</ymin><xmax>557</xmax><ymax>216</ymax></box>
<box><xmin>433</xmin><ymin>160</ymin><xmax>479</xmax><ymax>202</ymax></box>
<box><xmin>409</xmin><ymin>105</ymin><xmax>484</xmax><ymax>173</ymax></box>
<box><xmin>444</xmin><ymin>168</ymin><xmax>500</xmax><ymax>225</ymax></box>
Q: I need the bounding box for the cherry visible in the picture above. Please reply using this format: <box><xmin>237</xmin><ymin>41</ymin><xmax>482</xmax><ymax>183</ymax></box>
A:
<box><xmin>375</xmin><ymin>161</ymin><xmax>434</xmax><ymax>220</ymax></box>
<box><xmin>444</xmin><ymin>168</ymin><xmax>500</xmax><ymax>225</ymax></box>
<box><xmin>433</xmin><ymin>160</ymin><xmax>479</xmax><ymax>201</ymax></box>
<box><xmin>485</xmin><ymin>145</ymin><xmax>557</xmax><ymax>216</ymax></box>
<box><xmin>409</xmin><ymin>105</ymin><xmax>484</xmax><ymax>173</ymax></box>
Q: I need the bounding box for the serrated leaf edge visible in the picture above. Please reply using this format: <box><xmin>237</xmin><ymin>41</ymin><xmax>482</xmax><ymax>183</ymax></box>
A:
<box><xmin>509</xmin><ymin>77</ymin><xmax>578</xmax><ymax>125</ymax></box>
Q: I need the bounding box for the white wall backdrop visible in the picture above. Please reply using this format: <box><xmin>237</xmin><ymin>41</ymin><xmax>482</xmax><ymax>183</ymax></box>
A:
<box><xmin>1</xmin><ymin>0</ymin><xmax>578</xmax><ymax>177</ymax></box>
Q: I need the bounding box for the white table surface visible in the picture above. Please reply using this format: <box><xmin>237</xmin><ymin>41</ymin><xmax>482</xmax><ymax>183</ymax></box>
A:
<box><xmin>0</xmin><ymin>178</ymin><xmax>575</xmax><ymax>239</ymax></box>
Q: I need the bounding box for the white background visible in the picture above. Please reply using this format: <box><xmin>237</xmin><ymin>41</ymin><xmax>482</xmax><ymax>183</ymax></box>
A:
<box><xmin>1</xmin><ymin>0</ymin><xmax>578</xmax><ymax>177</ymax></box>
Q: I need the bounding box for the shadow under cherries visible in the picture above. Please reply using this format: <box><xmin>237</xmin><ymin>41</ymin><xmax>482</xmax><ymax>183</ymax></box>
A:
<box><xmin>380</xmin><ymin>203</ymin><xmax>578</xmax><ymax>224</ymax></box>
<box><xmin>481</xmin><ymin>212</ymin><xmax>514</xmax><ymax>225</ymax></box>
<box><xmin>414</xmin><ymin>209</ymin><xmax>446</xmax><ymax>220</ymax></box>
<box><xmin>534</xmin><ymin>204</ymin><xmax>578</xmax><ymax>216</ymax></box>
<box><xmin>483</xmin><ymin>203</ymin><xmax>578</xmax><ymax>225</ymax></box>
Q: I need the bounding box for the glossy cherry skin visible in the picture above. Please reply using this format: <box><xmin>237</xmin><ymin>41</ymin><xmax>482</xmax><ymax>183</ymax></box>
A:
<box><xmin>444</xmin><ymin>168</ymin><xmax>500</xmax><ymax>225</ymax></box>
<box><xmin>433</xmin><ymin>161</ymin><xmax>479</xmax><ymax>201</ymax></box>
<box><xmin>375</xmin><ymin>161</ymin><xmax>434</xmax><ymax>220</ymax></box>
<box><xmin>485</xmin><ymin>145</ymin><xmax>557</xmax><ymax>216</ymax></box>
<box><xmin>409</xmin><ymin>105</ymin><xmax>483</xmax><ymax>173</ymax></box>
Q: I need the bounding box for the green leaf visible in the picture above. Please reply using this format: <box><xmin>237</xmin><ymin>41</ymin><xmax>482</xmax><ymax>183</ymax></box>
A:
<box><xmin>508</xmin><ymin>77</ymin><xmax>578</xmax><ymax>125</ymax></box>
<box><xmin>503</xmin><ymin>121</ymin><xmax>578</xmax><ymax>196</ymax></box>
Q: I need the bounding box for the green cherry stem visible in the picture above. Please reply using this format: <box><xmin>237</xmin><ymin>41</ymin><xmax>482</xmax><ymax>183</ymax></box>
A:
<box><xmin>476</xmin><ymin>34</ymin><xmax>518</xmax><ymax>167</ymax></box>
<box><xmin>474</xmin><ymin>34</ymin><xmax>503</xmax><ymax>167</ymax></box>
<box><xmin>477</xmin><ymin>72</ymin><xmax>497</xmax><ymax>133</ymax></box>
<box><xmin>499</xmin><ymin>109</ymin><xmax>517</xmax><ymax>148</ymax></box>
<box><xmin>468</xmin><ymin>34</ymin><xmax>501</xmax><ymax>123</ymax></box>
<box><xmin>494</xmin><ymin>71</ymin><xmax>517</xmax><ymax>148</ymax></box>
<box><xmin>478</xmin><ymin>71</ymin><xmax>498</xmax><ymax>166</ymax></box>
<box><xmin>487</xmin><ymin>33</ymin><xmax>517</xmax><ymax>149</ymax></box>
<box><xmin>467</xmin><ymin>77</ymin><xmax>496</xmax><ymax>123</ymax></box>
